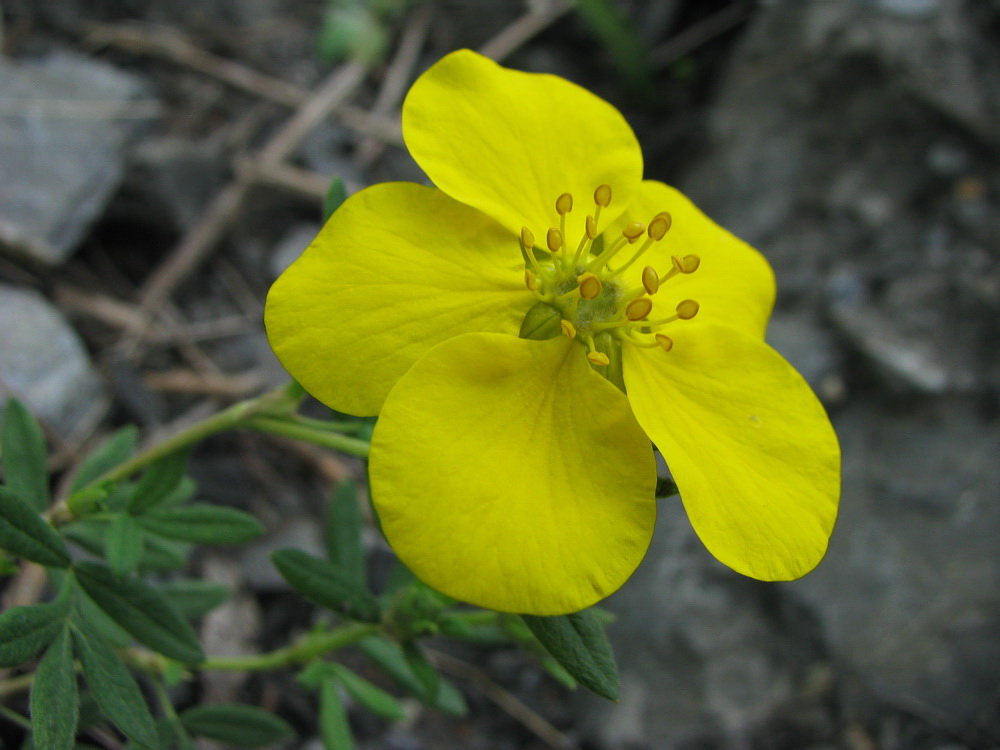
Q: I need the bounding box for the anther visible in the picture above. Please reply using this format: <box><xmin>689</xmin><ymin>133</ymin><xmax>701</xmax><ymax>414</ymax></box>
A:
<box><xmin>641</xmin><ymin>266</ymin><xmax>659</xmax><ymax>295</ymax></box>
<box><xmin>578</xmin><ymin>272</ymin><xmax>602</xmax><ymax>300</ymax></box>
<box><xmin>676</xmin><ymin>299</ymin><xmax>700</xmax><ymax>320</ymax></box>
<box><xmin>594</xmin><ymin>184</ymin><xmax>612</xmax><ymax>207</ymax></box>
<box><xmin>647</xmin><ymin>214</ymin><xmax>671</xmax><ymax>241</ymax></box>
<box><xmin>524</xmin><ymin>269</ymin><xmax>538</xmax><ymax>291</ymax></box>
<box><xmin>671</xmin><ymin>254</ymin><xmax>701</xmax><ymax>274</ymax></box>
<box><xmin>521</xmin><ymin>227</ymin><xmax>535</xmax><ymax>250</ymax></box>
<box><xmin>546</xmin><ymin>228</ymin><xmax>563</xmax><ymax>252</ymax></box>
<box><xmin>626</xmin><ymin>297</ymin><xmax>653</xmax><ymax>321</ymax></box>
<box><xmin>587</xmin><ymin>351</ymin><xmax>610</xmax><ymax>366</ymax></box>
<box><xmin>556</xmin><ymin>193</ymin><xmax>573</xmax><ymax>215</ymax></box>
<box><xmin>561</xmin><ymin>320</ymin><xmax>577</xmax><ymax>339</ymax></box>
<box><xmin>585</xmin><ymin>215</ymin><xmax>597</xmax><ymax>240</ymax></box>
<box><xmin>655</xmin><ymin>334</ymin><xmax>674</xmax><ymax>352</ymax></box>
<box><xmin>622</xmin><ymin>223</ymin><xmax>646</xmax><ymax>243</ymax></box>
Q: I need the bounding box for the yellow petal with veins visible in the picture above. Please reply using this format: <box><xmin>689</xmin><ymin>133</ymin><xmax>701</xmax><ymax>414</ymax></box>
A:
<box><xmin>370</xmin><ymin>332</ymin><xmax>657</xmax><ymax>614</ymax></box>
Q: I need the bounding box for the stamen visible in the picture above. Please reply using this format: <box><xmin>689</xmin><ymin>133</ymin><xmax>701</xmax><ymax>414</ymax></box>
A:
<box><xmin>655</xmin><ymin>334</ymin><xmax>673</xmax><ymax>352</ymax></box>
<box><xmin>622</xmin><ymin>222</ymin><xmax>646</xmax><ymax>243</ymax></box>
<box><xmin>676</xmin><ymin>299</ymin><xmax>700</xmax><ymax>319</ymax></box>
<box><xmin>647</xmin><ymin>213</ymin><xmax>671</xmax><ymax>241</ymax></box>
<box><xmin>587</xmin><ymin>351</ymin><xmax>610</xmax><ymax>366</ymax></box>
<box><xmin>673</xmin><ymin>254</ymin><xmax>700</xmax><ymax>274</ymax></box>
<box><xmin>561</xmin><ymin>319</ymin><xmax>577</xmax><ymax>339</ymax></box>
<box><xmin>594</xmin><ymin>184</ymin><xmax>612</xmax><ymax>208</ymax></box>
<box><xmin>626</xmin><ymin>297</ymin><xmax>653</xmax><ymax>321</ymax></box>
<box><xmin>524</xmin><ymin>269</ymin><xmax>538</xmax><ymax>291</ymax></box>
<box><xmin>585</xmin><ymin>215</ymin><xmax>597</xmax><ymax>239</ymax></box>
<box><xmin>556</xmin><ymin>193</ymin><xmax>573</xmax><ymax>215</ymax></box>
<box><xmin>520</xmin><ymin>226</ymin><xmax>535</xmax><ymax>250</ymax></box>
<box><xmin>546</xmin><ymin>228</ymin><xmax>563</xmax><ymax>252</ymax></box>
<box><xmin>641</xmin><ymin>266</ymin><xmax>659</xmax><ymax>294</ymax></box>
<box><xmin>577</xmin><ymin>272</ymin><xmax>602</xmax><ymax>300</ymax></box>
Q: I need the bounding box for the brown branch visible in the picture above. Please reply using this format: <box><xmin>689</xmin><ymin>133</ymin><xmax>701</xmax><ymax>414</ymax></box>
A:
<box><xmin>478</xmin><ymin>1</ymin><xmax>573</xmax><ymax>61</ymax></box>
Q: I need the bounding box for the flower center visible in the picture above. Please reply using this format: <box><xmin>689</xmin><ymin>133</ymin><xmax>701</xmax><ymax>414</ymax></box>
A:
<box><xmin>518</xmin><ymin>185</ymin><xmax>700</xmax><ymax>389</ymax></box>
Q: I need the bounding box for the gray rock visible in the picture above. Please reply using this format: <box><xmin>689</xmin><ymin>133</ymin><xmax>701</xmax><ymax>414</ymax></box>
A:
<box><xmin>0</xmin><ymin>52</ymin><xmax>153</xmax><ymax>266</ymax></box>
<box><xmin>785</xmin><ymin>397</ymin><xmax>1000</xmax><ymax>725</ymax></box>
<box><xmin>579</xmin><ymin>500</ymin><xmax>815</xmax><ymax>749</ymax></box>
<box><xmin>0</xmin><ymin>283</ymin><xmax>106</xmax><ymax>437</ymax></box>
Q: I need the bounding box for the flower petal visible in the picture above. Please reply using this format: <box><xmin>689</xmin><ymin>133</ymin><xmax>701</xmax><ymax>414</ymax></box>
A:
<box><xmin>265</xmin><ymin>183</ymin><xmax>527</xmax><ymax>415</ymax></box>
<box><xmin>402</xmin><ymin>49</ymin><xmax>642</xmax><ymax>246</ymax></box>
<box><xmin>622</xmin><ymin>324</ymin><xmax>840</xmax><ymax>580</ymax></box>
<box><xmin>370</xmin><ymin>332</ymin><xmax>657</xmax><ymax>614</ymax></box>
<box><xmin>606</xmin><ymin>181</ymin><xmax>775</xmax><ymax>340</ymax></box>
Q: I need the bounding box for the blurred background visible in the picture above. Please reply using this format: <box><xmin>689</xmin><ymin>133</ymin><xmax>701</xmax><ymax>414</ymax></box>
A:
<box><xmin>1</xmin><ymin>0</ymin><xmax>997</xmax><ymax>748</ymax></box>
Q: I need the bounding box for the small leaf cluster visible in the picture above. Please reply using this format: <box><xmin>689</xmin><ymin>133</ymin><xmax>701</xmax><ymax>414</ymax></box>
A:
<box><xmin>1</xmin><ymin>395</ymin><xmax>622</xmax><ymax>749</ymax></box>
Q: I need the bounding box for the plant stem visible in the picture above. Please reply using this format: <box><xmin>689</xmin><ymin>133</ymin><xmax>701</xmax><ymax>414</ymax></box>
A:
<box><xmin>0</xmin><ymin>704</ymin><xmax>32</xmax><ymax>730</ymax></box>
<box><xmin>244</xmin><ymin>416</ymin><xmax>370</xmax><ymax>458</ymax></box>
<box><xmin>202</xmin><ymin>622</ymin><xmax>379</xmax><ymax>671</ymax></box>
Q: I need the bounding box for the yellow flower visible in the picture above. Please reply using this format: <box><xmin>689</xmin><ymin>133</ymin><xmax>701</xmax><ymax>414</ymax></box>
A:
<box><xmin>265</xmin><ymin>50</ymin><xmax>840</xmax><ymax>615</ymax></box>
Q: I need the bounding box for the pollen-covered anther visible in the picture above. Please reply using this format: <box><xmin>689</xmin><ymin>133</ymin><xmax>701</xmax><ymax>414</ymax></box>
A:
<box><xmin>561</xmin><ymin>320</ymin><xmax>577</xmax><ymax>339</ymax></box>
<box><xmin>577</xmin><ymin>272</ymin><xmax>602</xmax><ymax>300</ymax></box>
<box><xmin>546</xmin><ymin>228</ymin><xmax>563</xmax><ymax>252</ymax></box>
<box><xmin>556</xmin><ymin>193</ymin><xmax>574</xmax><ymax>215</ymax></box>
<box><xmin>587</xmin><ymin>351</ymin><xmax>610</xmax><ymax>366</ymax></box>
<box><xmin>647</xmin><ymin>213</ymin><xmax>671</xmax><ymax>241</ymax></box>
<box><xmin>671</xmin><ymin>254</ymin><xmax>701</xmax><ymax>274</ymax></box>
<box><xmin>585</xmin><ymin>215</ymin><xmax>597</xmax><ymax>240</ymax></box>
<box><xmin>520</xmin><ymin>227</ymin><xmax>535</xmax><ymax>250</ymax></box>
<box><xmin>622</xmin><ymin>222</ymin><xmax>646</xmax><ymax>244</ymax></box>
<box><xmin>676</xmin><ymin>299</ymin><xmax>700</xmax><ymax>320</ymax></box>
<box><xmin>641</xmin><ymin>266</ymin><xmax>659</xmax><ymax>295</ymax></box>
<box><xmin>626</xmin><ymin>297</ymin><xmax>653</xmax><ymax>321</ymax></box>
<box><xmin>655</xmin><ymin>334</ymin><xmax>674</xmax><ymax>352</ymax></box>
<box><xmin>524</xmin><ymin>269</ymin><xmax>538</xmax><ymax>291</ymax></box>
<box><xmin>594</xmin><ymin>184</ymin><xmax>612</xmax><ymax>207</ymax></box>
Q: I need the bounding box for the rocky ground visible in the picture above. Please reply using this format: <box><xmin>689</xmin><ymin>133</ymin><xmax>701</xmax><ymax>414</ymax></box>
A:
<box><xmin>1</xmin><ymin>0</ymin><xmax>998</xmax><ymax>748</ymax></box>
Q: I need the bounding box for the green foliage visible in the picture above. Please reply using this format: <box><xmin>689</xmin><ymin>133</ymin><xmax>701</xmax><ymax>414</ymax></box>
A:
<box><xmin>159</xmin><ymin>579</ymin><xmax>231</xmax><ymax>621</ymax></box>
<box><xmin>324</xmin><ymin>176</ymin><xmax>349</xmax><ymax>222</ymax></box>
<box><xmin>325</xmin><ymin>478</ymin><xmax>367</xmax><ymax>587</ymax></box>
<box><xmin>30</xmin><ymin>626</ymin><xmax>79</xmax><ymax>750</ymax></box>
<box><xmin>522</xmin><ymin>610</ymin><xmax>620</xmax><ymax>701</ymax></box>
<box><xmin>0</xmin><ymin>486</ymin><xmax>71</xmax><ymax>567</ymax></box>
<box><xmin>1</xmin><ymin>397</ymin><xmax>50</xmax><ymax>511</ymax></box>
<box><xmin>70</xmin><ymin>425</ymin><xmax>138</xmax><ymax>492</ymax></box>
<box><xmin>272</xmin><ymin>548</ymin><xmax>381</xmax><ymax>622</ymax></box>
<box><xmin>179</xmin><ymin>703</ymin><xmax>295</xmax><ymax>747</ymax></box>
<box><xmin>0</xmin><ymin>599</ymin><xmax>68</xmax><ymax>667</ymax></box>
<box><xmin>136</xmin><ymin>504</ymin><xmax>265</xmax><ymax>545</ymax></box>
<box><xmin>328</xmin><ymin>663</ymin><xmax>406</xmax><ymax>720</ymax></box>
<box><xmin>573</xmin><ymin>0</ymin><xmax>653</xmax><ymax>95</ymax></box>
<box><xmin>319</xmin><ymin>677</ymin><xmax>355</xmax><ymax>750</ymax></box>
<box><xmin>359</xmin><ymin>636</ymin><xmax>467</xmax><ymax>716</ymax></box>
<box><xmin>127</xmin><ymin>448</ymin><xmax>190</xmax><ymax>514</ymax></box>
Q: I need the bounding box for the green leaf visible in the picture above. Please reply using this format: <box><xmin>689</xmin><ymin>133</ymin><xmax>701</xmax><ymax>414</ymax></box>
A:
<box><xmin>70</xmin><ymin>426</ymin><xmax>138</xmax><ymax>492</ymax></box>
<box><xmin>0</xmin><ymin>486</ymin><xmax>70</xmax><ymax>567</ymax></box>
<box><xmin>0</xmin><ymin>601</ymin><xmax>67</xmax><ymax>667</ymax></box>
<box><xmin>127</xmin><ymin>449</ymin><xmax>189</xmax><ymax>514</ymax></box>
<box><xmin>180</xmin><ymin>704</ymin><xmax>295</xmax><ymax>747</ymax></box>
<box><xmin>74</xmin><ymin>562</ymin><xmax>204</xmax><ymax>663</ymax></box>
<box><xmin>1</xmin><ymin>397</ymin><xmax>49</xmax><ymax>511</ymax></box>
<box><xmin>30</xmin><ymin>626</ymin><xmax>79</xmax><ymax>750</ymax></box>
<box><xmin>359</xmin><ymin>637</ymin><xmax>467</xmax><ymax>716</ymax></box>
<box><xmin>106</xmin><ymin>514</ymin><xmax>144</xmax><ymax>578</ymax></box>
<box><xmin>324</xmin><ymin>479</ymin><xmax>366</xmax><ymax>588</ymax></box>
<box><xmin>137</xmin><ymin>504</ymin><xmax>264</xmax><ymax>545</ymax></box>
<box><xmin>522</xmin><ymin>610</ymin><xmax>619</xmax><ymax>701</ymax></box>
<box><xmin>323</xmin><ymin>176</ymin><xmax>349</xmax><ymax>222</ymax></box>
<box><xmin>574</xmin><ymin>0</ymin><xmax>653</xmax><ymax>95</ymax></box>
<box><xmin>159</xmin><ymin>580</ymin><xmax>230</xmax><ymax>621</ymax></box>
<box><xmin>63</xmin><ymin>518</ymin><xmax>189</xmax><ymax>573</ymax></box>
<box><xmin>72</xmin><ymin>625</ymin><xmax>158</xmax><ymax>749</ymax></box>
<box><xmin>402</xmin><ymin>641</ymin><xmax>439</xmax><ymax>702</ymax></box>
<box><xmin>319</xmin><ymin>677</ymin><xmax>354</xmax><ymax>750</ymax></box>
<box><xmin>329</xmin><ymin>664</ymin><xmax>405</xmax><ymax>720</ymax></box>
<box><xmin>72</xmin><ymin>588</ymin><xmax>132</xmax><ymax>648</ymax></box>
<box><xmin>271</xmin><ymin>548</ymin><xmax>380</xmax><ymax>622</ymax></box>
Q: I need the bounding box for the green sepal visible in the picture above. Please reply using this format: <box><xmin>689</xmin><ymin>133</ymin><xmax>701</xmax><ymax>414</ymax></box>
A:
<box><xmin>271</xmin><ymin>548</ymin><xmax>381</xmax><ymax>623</ymax></box>
<box><xmin>73</xmin><ymin>562</ymin><xmax>204</xmax><ymax>663</ymax></box>
<box><xmin>30</xmin><ymin>626</ymin><xmax>79</xmax><ymax>750</ymax></box>
<box><xmin>522</xmin><ymin>610</ymin><xmax>619</xmax><ymax>701</ymax></box>
<box><xmin>72</xmin><ymin>625</ymin><xmax>158</xmax><ymax>749</ymax></box>
<box><xmin>0</xmin><ymin>486</ymin><xmax>71</xmax><ymax>568</ymax></box>
<box><xmin>1</xmin><ymin>397</ymin><xmax>49</xmax><ymax>511</ymax></box>
<box><xmin>179</xmin><ymin>703</ymin><xmax>295</xmax><ymax>747</ymax></box>
<box><xmin>136</xmin><ymin>504</ymin><xmax>264</xmax><ymax>545</ymax></box>
<box><xmin>126</xmin><ymin>449</ymin><xmax>189</xmax><ymax>514</ymax></box>
<box><xmin>518</xmin><ymin>301</ymin><xmax>562</xmax><ymax>340</ymax></box>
